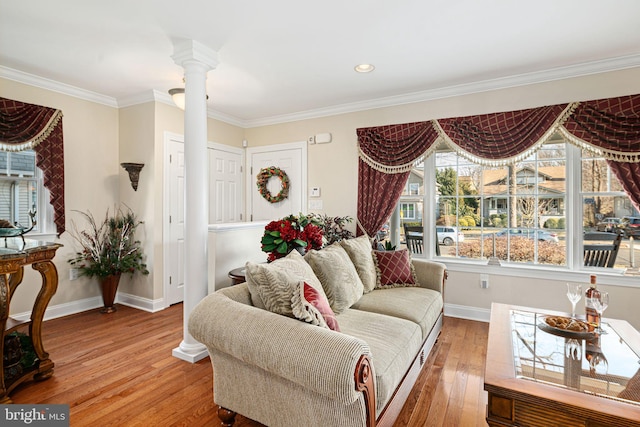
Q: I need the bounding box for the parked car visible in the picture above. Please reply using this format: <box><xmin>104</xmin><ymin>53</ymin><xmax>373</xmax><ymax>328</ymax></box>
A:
<box><xmin>621</xmin><ymin>216</ymin><xmax>640</xmax><ymax>238</ymax></box>
<box><xmin>595</xmin><ymin>217</ymin><xmax>621</xmax><ymax>232</ymax></box>
<box><xmin>436</xmin><ymin>226</ymin><xmax>464</xmax><ymax>246</ymax></box>
<box><xmin>495</xmin><ymin>229</ymin><xmax>559</xmax><ymax>243</ymax></box>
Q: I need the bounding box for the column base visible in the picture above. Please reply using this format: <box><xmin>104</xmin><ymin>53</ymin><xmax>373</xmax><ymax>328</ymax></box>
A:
<box><xmin>172</xmin><ymin>341</ymin><xmax>209</xmax><ymax>363</ymax></box>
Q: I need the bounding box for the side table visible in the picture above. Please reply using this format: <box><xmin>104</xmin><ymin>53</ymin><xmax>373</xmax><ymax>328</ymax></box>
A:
<box><xmin>228</xmin><ymin>267</ymin><xmax>246</xmax><ymax>285</ymax></box>
<box><xmin>0</xmin><ymin>239</ymin><xmax>62</xmax><ymax>403</ymax></box>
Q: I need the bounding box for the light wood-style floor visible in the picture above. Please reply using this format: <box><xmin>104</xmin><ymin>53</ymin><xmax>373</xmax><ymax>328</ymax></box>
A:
<box><xmin>10</xmin><ymin>303</ymin><xmax>489</xmax><ymax>426</ymax></box>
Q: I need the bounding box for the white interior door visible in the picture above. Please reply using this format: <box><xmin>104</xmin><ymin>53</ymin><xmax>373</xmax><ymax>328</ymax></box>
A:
<box><xmin>248</xmin><ymin>142</ymin><xmax>307</xmax><ymax>221</ymax></box>
<box><xmin>165</xmin><ymin>134</ymin><xmax>185</xmax><ymax>306</ymax></box>
<box><xmin>209</xmin><ymin>144</ymin><xmax>243</xmax><ymax>223</ymax></box>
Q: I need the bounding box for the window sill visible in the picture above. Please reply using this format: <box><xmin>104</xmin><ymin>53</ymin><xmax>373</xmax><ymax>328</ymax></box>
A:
<box><xmin>429</xmin><ymin>256</ymin><xmax>640</xmax><ymax>288</ymax></box>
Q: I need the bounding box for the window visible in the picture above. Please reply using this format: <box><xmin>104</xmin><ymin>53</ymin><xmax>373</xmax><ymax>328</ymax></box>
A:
<box><xmin>408</xmin><ymin>183</ymin><xmax>419</xmax><ymax>195</ymax></box>
<box><xmin>400</xmin><ymin>203</ymin><xmax>416</xmax><ymax>220</ymax></box>
<box><xmin>398</xmin><ymin>133</ymin><xmax>639</xmax><ymax>274</ymax></box>
<box><xmin>0</xmin><ymin>150</ymin><xmax>51</xmax><ymax>234</ymax></box>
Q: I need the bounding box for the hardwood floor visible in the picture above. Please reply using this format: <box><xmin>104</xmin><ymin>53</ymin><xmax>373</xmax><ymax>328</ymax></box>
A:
<box><xmin>9</xmin><ymin>304</ymin><xmax>489</xmax><ymax>426</ymax></box>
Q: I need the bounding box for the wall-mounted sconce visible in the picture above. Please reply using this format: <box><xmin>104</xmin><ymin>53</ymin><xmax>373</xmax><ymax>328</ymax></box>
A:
<box><xmin>121</xmin><ymin>163</ymin><xmax>144</xmax><ymax>191</ymax></box>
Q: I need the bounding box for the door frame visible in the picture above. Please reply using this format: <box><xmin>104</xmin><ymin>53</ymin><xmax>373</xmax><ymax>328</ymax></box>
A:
<box><xmin>246</xmin><ymin>141</ymin><xmax>308</xmax><ymax>221</ymax></box>
<box><xmin>208</xmin><ymin>141</ymin><xmax>245</xmax><ymax>222</ymax></box>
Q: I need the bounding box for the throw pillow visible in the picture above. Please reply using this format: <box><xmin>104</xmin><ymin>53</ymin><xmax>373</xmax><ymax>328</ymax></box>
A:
<box><xmin>340</xmin><ymin>235</ymin><xmax>377</xmax><ymax>293</ymax></box>
<box><xmin>291</xmin><ymin>281</ymin><xmax>340</xmax><ymax>331</ymax></box>
<box><xmin>245</xmin><ymin>250</ymin><xmax>326</xmax><ymax>317</ymax></box>
<box><xmin>373</xmin><ymin>248</ymin><xmax>418</xmax><ymax>288</ymax></box>
<box><xmin>304</xmin><ymin>243</ymin><xmax>364</xmax><ymax>314</ymax></box>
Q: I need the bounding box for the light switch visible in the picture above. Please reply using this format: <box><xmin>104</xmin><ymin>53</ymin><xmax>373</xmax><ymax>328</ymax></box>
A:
<box><xmin>310</xmin><ymin>187</ymin><xmax>321</xmax><ymax>197</ymax></box>
<box><xmin>309</xmin><ymin>199</ymin><xmax>323</xmax><ymax>210</ymax></box>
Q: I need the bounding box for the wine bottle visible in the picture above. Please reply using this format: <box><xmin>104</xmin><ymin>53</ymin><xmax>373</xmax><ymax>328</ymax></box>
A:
<box><xmin>585</xmin><ymin>274</ymin><xmax>600</xmax><ymax>326</ymax></box>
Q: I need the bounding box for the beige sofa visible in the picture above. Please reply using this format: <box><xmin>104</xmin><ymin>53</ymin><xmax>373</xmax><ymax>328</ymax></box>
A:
<box><xmin>189</xmin><ymin>238</ymin><xmax>446</xmax><ymax>427</ymax></box>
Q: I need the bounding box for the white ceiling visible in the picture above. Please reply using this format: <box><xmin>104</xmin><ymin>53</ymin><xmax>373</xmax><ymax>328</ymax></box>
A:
<box><xmin>1</xmin><ymin>0</ymin><xmax>640</xmax><ymax>127</ymax></box>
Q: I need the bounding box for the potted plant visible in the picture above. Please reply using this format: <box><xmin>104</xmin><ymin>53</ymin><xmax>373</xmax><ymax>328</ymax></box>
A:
<box><xmin>68</xmin><ymin>206</ymin><xmax>149</xmax><ymax>313</ymax></box>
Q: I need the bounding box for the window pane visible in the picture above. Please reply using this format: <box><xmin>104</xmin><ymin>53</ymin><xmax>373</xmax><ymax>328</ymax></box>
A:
<box><xmin>0</xmin><ymin>151</ymin><xmax>39</xmax><ymax>232</ymax></box>
<box><xmin>433</xmin><ymin>137</ymin><xmax>567</xmax><ymax>266</ymax></box>
<box><xmin>9</xmin><ymin>151</ymin><xmax>36</xmax><ymax>176</ymax></box>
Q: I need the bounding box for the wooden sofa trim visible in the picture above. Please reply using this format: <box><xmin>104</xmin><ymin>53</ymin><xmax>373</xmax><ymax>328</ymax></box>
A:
<box><xmin>355</xmin><ymin>354</ymin><xmax>376</xmax><ymax>427</ymax></box>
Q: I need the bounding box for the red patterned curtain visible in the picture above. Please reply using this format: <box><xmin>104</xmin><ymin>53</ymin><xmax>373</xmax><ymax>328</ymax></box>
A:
<box><xmin>0</xmin><ymin>97</ymin><xmax>65</xmax><ymax>235</ymax></box>
<box><xmin>356</xmin><ymin>122</ymin><xmax>439</xmax><ymax>237</ymax></box>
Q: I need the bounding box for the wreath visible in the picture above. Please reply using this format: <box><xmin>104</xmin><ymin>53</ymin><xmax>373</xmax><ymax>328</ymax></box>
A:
<box><xmin>257</xmin><ymin>167</ymin><xmax>290</xmax><ymax>203</ymax></box>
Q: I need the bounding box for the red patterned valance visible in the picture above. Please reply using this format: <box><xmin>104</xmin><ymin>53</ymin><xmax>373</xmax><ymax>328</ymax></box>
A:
<box><xmin>560</xmin><ymin>94</ymin><xmax>640</xmax><ymax>162</ymax></box>
<box><xmin>435</xmin><ymin>104</ymin><xmax>574</xmax><ymax>165</ymax></box>
<box><xmin>356</xmin><ymin>121</ymin><xmax>439</xmax><ymax>173</ymax></box>
<box><xmin>0</xmin><ymin>97</ymin><xmax>65</xmax><ymax>235</ymax></box>
<box><xmin>356</xmin><ymin>94</ymin><xmax>640</xmax><ymax>168</ymax></box>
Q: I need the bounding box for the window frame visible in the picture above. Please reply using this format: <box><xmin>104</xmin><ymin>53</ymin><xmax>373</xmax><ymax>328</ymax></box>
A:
<box><xmin>0</xmin><ymin>151</ymin><xmax>56</xmax><ymax>238</ymax></box>
<box><xmin>400</xmin><ymin>143</ymin><xmax>638</xmax><ymax>287</ymax></box>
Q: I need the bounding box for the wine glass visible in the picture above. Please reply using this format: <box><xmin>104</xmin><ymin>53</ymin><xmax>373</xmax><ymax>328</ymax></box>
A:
<box><xmin>593</xmin><ymin>291</ymin><xmax>609</xmax><ymax>333</ymax></box>
<box><xmin>566</xmin><ymin>283</ymin><xmax>582</xmax><ymax>317</ymax></box>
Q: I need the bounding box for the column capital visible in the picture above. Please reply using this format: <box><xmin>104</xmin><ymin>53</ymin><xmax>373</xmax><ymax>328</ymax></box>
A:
<box><xmin>172</xmin><ymin>39</ymin><xmax>219</xmax><ymax>71</ymax></box>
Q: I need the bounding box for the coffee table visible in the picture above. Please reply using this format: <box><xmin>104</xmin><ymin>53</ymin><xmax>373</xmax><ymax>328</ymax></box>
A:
<box><xmin>484</xmin><ymin>303</ymin><xmax>640</xmax><ymax>427</ymax></box>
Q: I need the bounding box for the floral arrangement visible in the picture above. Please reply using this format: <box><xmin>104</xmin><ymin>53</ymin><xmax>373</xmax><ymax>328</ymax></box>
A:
<box><xmin>261</xmin><ymin>213</ymin><xmax>323</xmax><ymax>261</ymax></box>
<box><xmin>68</xmin><ymin>206</ymin><xmax>149</xmax><ymax>278</ymax></box>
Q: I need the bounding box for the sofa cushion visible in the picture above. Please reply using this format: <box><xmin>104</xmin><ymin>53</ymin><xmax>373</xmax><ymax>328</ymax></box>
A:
<box><xmin>245</xmin><ymin>250</ymin><xmax>326</xmax><ymax>317</ymax></box>
<box><xmin>291</xmin><ymin>281</ymin><xmax>340</xmax><ymax>331</ymax></box>
<box><xmin>351</xmin><ymin>287</ymin><xmax>443</xmax><ymax>339</ymax></box>
<box><xmin>340</xmin><ymin>235</ymin><xmax>377</xmax><ymax>293</ymax></box>
<box><xmin>336</xmin><ymin>309</ymin><xmax>423</xmax><ymax>414</ymax></box>
<box><xmin>373</xmin><ymin>249</ymin><xmax>417</xmax><ymax>288</ymax></box>
<box><xmin>304</xmin><ymin>244</ymin><xmax>364</xmax><ymax>314</ymax></box>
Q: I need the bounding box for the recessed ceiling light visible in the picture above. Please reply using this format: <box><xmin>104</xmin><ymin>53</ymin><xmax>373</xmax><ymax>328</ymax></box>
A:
<box><xmin>354</xmin><ymin>64</ymin><xmax>375</xmax><ymax>73</ymax></box>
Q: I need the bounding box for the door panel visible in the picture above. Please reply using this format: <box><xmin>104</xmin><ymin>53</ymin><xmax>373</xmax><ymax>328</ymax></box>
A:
<box><xmin>209</xmin><ymin>147</ymin><xmax>243</xmax><ymax>223</ymax></box>
<box><xmin>167</xmin><ymin>139</ymin><xmax>185</xmax><ymax>305</ymax></box>
<box><xmin>250</xmin><ymin>146</ymin><xmax>304</xmax><ymax>221</ymax></box>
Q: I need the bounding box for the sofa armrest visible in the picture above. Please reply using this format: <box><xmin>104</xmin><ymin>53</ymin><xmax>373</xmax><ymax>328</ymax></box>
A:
<box><xmin>412</xmin><ymin>258</ymin><xmax>446</xmax><ymax>295</ymax></box>
<box><xmin>188</xmin><ymin>290</ymin><xmax>372</xmax><ymax>406</ymax></box>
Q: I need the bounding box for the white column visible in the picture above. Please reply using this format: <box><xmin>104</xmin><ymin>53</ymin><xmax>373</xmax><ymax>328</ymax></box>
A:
<box><xmin>171</xmin><ymin>40</ymin><xmax>219</xmax><ymax>363</ymax></box>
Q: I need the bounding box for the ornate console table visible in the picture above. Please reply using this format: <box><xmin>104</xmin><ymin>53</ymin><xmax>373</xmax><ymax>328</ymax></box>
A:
<box><xmin>0</xmin><ymin>239</ymin><xmax>62</xmax><ymax>403</ymax></box>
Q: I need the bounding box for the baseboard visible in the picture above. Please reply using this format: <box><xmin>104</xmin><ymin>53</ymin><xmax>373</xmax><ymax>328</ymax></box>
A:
<box><xmin>11</xmin><ymin>296</ymin><xmax>104</xmax><ymax>322</ymax></box>
<box><xmin>444</xmin><ymin>303</ymin><xmax>491</xmax><ymax>323</ymax></box>
<box><xmin>116</xmin><ymin>292</ymin><xmax>166</xmax><ymax>313</ymax></box>
<box><xmin>11</xmin><ymin>293</ymin><xmax>165</xmax><ymax>322</ymax></box>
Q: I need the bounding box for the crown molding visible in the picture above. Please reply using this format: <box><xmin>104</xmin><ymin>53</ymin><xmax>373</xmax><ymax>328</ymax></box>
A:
<box><xmin>0</xmin><ymin>65</ymin><xmax>118</xmax><ymax>107</ymax></box>
<box><xmin>3</xmin><ymin>53</ymin><xmax>640</xmax><ymax>129</ymax></box>
<box><xmin>242</xmin><ymin>53</ymin><xmax>640</xmax><ymax>128</ymax></box>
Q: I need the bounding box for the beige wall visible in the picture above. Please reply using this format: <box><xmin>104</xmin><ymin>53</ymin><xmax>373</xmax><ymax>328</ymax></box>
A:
<box><xmin>2</xmin><ymin>66</ymin><xmax>640</xmax><ymax>327</ymax></box>
<box><xmin>243</xmin><ymin>67</ymin><xmax>640</xmax><ymax>329</ymax></box>
<box><xmin>1</xmin><ymin>77</ymin><xmax>120</xmax><ymax>314</ymax></box>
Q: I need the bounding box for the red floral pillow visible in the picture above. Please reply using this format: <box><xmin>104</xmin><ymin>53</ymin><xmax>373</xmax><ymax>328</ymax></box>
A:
<box><xmin>373</xmin><ymin>249</ymin><xmax>417</xmax><ymax>288</ymax></box>
<box><xmin>291</xmin><ymin>281</ymin><xmax>340</xmax><ymax>331</ymax></box>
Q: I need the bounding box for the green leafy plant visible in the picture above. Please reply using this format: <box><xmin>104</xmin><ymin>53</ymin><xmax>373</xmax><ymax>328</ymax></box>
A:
<box><xmin>383</xmin><ymin>241</ymin><xmax>397</xmax><ymax>251</ymax></box>
<box><xmin>309</xmin><ymin>214</ymin><xmax>355</xmax><ymax>246</ymax></box>
<box><xmin>68</xmin><ymin>206</ymin><xmax>149</xmax><ymax>278</ymax></box>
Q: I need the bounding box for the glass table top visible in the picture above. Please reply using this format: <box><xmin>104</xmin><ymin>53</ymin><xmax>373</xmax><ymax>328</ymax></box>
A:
<box><xmin>511</xmin><ymin>309</ymin><xmax>640</xmax><ymax>405</ymax></box>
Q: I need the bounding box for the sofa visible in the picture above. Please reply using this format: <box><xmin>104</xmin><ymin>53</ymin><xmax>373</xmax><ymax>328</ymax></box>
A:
<box><xmin>189</xmin><ymin>235</ymin><xmax>446</xmax><ymax>427</ymax></box>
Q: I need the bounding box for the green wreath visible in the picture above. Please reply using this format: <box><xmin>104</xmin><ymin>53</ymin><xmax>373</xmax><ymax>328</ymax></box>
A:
<box><xmin>257</xmin><ymin>167</ymin><xmax>290</xmax><ymax>203</ymax></box>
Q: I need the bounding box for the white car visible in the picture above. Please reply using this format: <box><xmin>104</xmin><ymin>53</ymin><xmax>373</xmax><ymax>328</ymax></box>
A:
<box><xmin>436</xmin><ymin>226</ymin><xmax>464</xmax><ymax>246</ymax></box>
